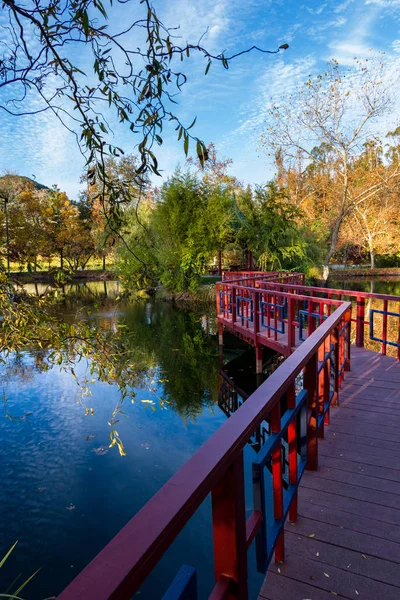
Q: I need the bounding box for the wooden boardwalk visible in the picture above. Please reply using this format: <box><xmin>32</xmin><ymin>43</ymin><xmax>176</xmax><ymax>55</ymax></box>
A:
<box><xmin>259</xmin><ymin>346</ymin><xmax>400</xmax><ymax>600</ymax></box>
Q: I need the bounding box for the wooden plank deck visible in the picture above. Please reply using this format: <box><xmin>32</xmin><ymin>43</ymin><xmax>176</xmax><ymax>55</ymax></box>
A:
<box><xmin>258</xmin><ymin>345</ymin><xmax>400</xmax><ymax>600</ymax></box>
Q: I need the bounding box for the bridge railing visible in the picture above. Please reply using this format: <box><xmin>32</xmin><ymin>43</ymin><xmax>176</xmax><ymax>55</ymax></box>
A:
<box><xmin>256</xmin><ymin>281</ymin><xmax>400</xmax><ymax>359</ymax></box>
<box><xmin>216</xmin><ymin>282</ymin><xmax>349</xmax><ymax>358</ymax></box>
<box><xmin>57</xmin><ymin>301</ymin><xmax>352</xmax><ymax>600</ymax></box>
<box><xmin>221</xmin><ymin>271</ymin><xmax>305</xmax><ymax>286</ymax></box>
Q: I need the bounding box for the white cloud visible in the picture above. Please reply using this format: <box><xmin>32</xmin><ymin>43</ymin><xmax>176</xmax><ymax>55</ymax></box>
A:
<box><xmin>392</xmin><ymin>39</ymin><xmax>400</xmax><ymax>52</ymax></box>
<box><xmin>307</xmin><ymin>4</ymin><xmax>327</xmax><ymax>14</ymax></box>
<box><xmin>308</xmin><ymin>16</ymin><xmax>347</xmax><ymax>38</ymax></box>
<box><xmin>334</xmin><ymin>0</ymin><xmax>355</xmax><ymax>12</ymax></box>
<box><xmin>327</xmin><ymin>5</ymin><xmax>381</xmax><ymax>65</ymax></box>
<box><xmin>230</xmin><ymin>55</ymin><xmax>317</xmax><ymax>137</ymax></box>
<box><xmin>163</xmin><ymin>0</ymin><xmax>230</xmax><ymax>50</ymax></box>
<box><xmin>365</xmin><ymin>0</ymin><xmax>400</xmax><ymax>6</ymax></box>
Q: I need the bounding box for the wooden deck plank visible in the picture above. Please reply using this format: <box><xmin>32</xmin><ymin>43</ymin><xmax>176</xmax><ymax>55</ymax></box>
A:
<box><xmin>268</xmin><ymin>532</ymin><xmax>400</xmax><ymax>587</ymax></box>
<box><xmin>327</xmin><ymin>423</ymin><xmax>400</xmax><ymax>444</ymax></box>
<box><xmin>324</xmin><ymin>427</ymin><xmax>400</xmax><ymax>447</ymax></box>
<box><xmin>285</xmin><ymin>515</ymin><xmax>400</xmax><ymax>562</ymax></box>
<box><xmin>296</xmin><ymin>499</ymin><xmax>400</xmax><ymax>544</ymax></box>
<box><xmin>318</xmin><ymin>455</ymin><xmax>400</xmax><ymax>483</ymax></box>
<box><xmin>261</xmin><ymin>554</ymin><xmax>400</xmax><ymax>600</ymax></box>
<box><xmin>300</xmin><ymin>472</ymin><xmax>400</xmax><ymax>508</ymax></box>
<box><xmin>298</xmin><ymin>487</ymin><xmax>400</xmax><ymax>526</ymax></box>
<box><xmin>308</xmin><ymin>464</ymin><xmax>400</xmax><ymax>495</ymax></box>
<box><xmin>258</xmin><ymin>346</ymin><xmax>400</xmax><ymax>600</ymax></box>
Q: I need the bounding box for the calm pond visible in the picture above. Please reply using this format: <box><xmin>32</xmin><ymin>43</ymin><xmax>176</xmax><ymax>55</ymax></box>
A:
<box><xmin>1</xmin><ymin>277</ymin><xmax>399</xmax><ymax>599</ymax></box>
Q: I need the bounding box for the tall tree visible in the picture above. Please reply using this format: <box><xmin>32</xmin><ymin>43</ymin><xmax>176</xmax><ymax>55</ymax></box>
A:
<box><xmin>263</xmin><ymin>57</ymin><xmax>398</xmax><ymax>279</ymax></box>
<box><xmin>235</xmin><ymin>182</ymin><xmax>313</xmax><ymax>271</ymax></box>
<box><xmin>188</xmin><ymin>143</ymin><xmax>239</xmax><ymax>273</ymax></box>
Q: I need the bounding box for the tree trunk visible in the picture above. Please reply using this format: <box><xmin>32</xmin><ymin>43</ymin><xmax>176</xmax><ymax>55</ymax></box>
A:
<box><xmin>370</xmin><ymin>250</ymin><xmax>375</xmax><ymax>269</ymax></box>
<box><xmin>323</xmin><ymin>206</ymin><xmax>346</xmax><ymax>281</ymax></box>
<box><xmin>60</xmin><ymin>249</ymin><xmax>63</xmax><ymax>269</ymax></box>
<box><xmin>103</xmin><ymin>254</ymin><xmax>106</xmax><ymax>270</ymax></box>
<box><xmin>218</xmin><ymin>249</ymin><xmax>222</xmax><ymax>276</ymax></box>
<box><xmin>323</xmin><ymin>160</ymin><xmax>349</xmax><ymax>282</ymax></box>
<box><xmin>34</xmin><ymin>256</ymin><xmax>37</xmax><ymax>273</ymax></box>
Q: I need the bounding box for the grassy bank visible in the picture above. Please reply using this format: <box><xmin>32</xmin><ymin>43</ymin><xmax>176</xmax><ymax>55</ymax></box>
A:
<box><xmin>330</xmin><ymin>267</ymin><xmax>400</xmax><ymax>279</ymax></box>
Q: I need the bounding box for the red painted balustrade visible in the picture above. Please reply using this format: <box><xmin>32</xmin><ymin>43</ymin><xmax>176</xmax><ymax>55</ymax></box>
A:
<box><xmin>57</xmin><ymin>295</ymin><xmax>351</xmax><ymax>600</ymax></box>
<box><xmin>256</xmin><ymin>281</ymin><xmax>400</xmax><ymax>359</ymax></box>
<box><xmin>216</xmin><ymin>281</ymin><xmax>350</xmax><ymax>360</ymax></box>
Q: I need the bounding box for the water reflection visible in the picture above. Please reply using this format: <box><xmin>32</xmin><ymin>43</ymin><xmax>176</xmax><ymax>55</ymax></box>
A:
<box><xmin>0</xmin><ymin>295</ymin><xmax>226</xmax><ymax>599</ymax></box>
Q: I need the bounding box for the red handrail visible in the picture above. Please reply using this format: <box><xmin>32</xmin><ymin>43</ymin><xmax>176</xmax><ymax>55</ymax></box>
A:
<box><xmin>58</xmin><ymin>301</ymin><xmax>351</xmax><ymax>600</ymax></box>
<box><xmin>256</xmin><ymin>281</ymin><xmax>400</xmax><ymax>358</ymax></box>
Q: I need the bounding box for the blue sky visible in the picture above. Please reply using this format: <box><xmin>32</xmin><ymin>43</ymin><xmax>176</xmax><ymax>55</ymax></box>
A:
<box><xmin>1</xmin><ymin>0</ymin><xmax>400</xmax><ymax>199</ymax></box>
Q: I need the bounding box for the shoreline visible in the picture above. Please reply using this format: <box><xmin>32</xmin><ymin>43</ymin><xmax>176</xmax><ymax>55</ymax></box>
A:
<box><xmin>328</xmin><ymin>267</ymin><xmax>400</xmax><ymax>279</ymax></box>
<box><xmin>9</xmin><ymin>269</ymin><xmax>116</xmax><ymax>283</ymax></box>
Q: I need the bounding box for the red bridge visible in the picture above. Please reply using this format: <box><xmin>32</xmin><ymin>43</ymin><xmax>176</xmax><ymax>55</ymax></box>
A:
<box><xmin>58</xmin><ymin>271</ymin><xmax>400</xmax><ymax>600</ymax></box>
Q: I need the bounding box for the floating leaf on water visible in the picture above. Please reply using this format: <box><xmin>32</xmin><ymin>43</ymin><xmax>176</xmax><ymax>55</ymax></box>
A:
<box><xmin>309</xmin><ymin>533</ymin><xmax>315</xmax><ymax>538</ymax></box>
<box><xmin>361</xmin><ymin>554</ymin><xmax>367</xmax><ymax>559</ymax></box>
<box><xmin>66</xmin><ymin>504</ymin><xmax>75</xmax><ymax>511</ymax></box>
<box><xmin>324</xmin><ymin>572</ymin><xmax>330</xmax><ymax>578</ymax></box>
<box><xmin>92</xmin><ymin>446</ymin><xmax>109</xmax><ymax>455</ymax></box>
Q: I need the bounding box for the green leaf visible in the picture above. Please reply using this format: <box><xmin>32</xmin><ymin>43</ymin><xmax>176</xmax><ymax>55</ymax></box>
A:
<box><xmin>82</xmin><ymin>11</ymin><xmax>89</xmax><ymax>35</ymax></box>
<box><xmin>13</xmin><ymin>569</ymin><xmax>40</xmax><ymax>596</ymax></box>
<box><xmin>0</xmin><ymin>541</ymin><xmax>18</xmax><ymax>568</ymax></box>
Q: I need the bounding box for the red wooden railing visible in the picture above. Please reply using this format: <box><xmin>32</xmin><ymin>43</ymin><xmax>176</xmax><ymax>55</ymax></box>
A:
<box><xmin>256</xmin><ymin>281</ymin><xmax>400</xmax><ymax>359</ymax></box>
<box><xmin>216</xmin><ymin>281</ymin><xmax>351</xmax><ymax>362</ymax></box>
<box><xmin>58</xmin><ymin>285</ymin><xmax>352</xmax><ymax>599</ymax></box>
<box><xmin>221</xmin><ymin>271</ymin><xmax>305</xmax><ymax>286</ymax></box>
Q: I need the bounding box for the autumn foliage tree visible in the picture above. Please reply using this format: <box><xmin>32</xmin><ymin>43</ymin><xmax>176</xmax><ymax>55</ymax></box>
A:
<box><xmin>263</xmin><ymin>57</ymin><xmax>400</xmax><ymax>277</ymax></box>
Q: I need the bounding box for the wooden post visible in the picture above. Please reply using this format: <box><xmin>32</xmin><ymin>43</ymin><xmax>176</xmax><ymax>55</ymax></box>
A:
<box><xmin>382</xmin><ymin>300</ymin><xmax>388</xmax><ymax>356</ymax></box>
<box><xmin>304</xmin><ymin>352</ymin><xmax>318</xmax><ymax>470</ymax></box>
<box><xmin>339</xmin><ymin>321</ymin><xmax>345</xmax><ymax>387</ymax></box>
<box><xmin>332</xmin><ymin>326</ymin><xmax>339</xmax><ymax>407</ymax></box>
<box><xmin>317</xmin><ymin>342</ymin><xmax>325</xmax><ymax>439</ymax></box>
<box><xmin>216</xmin><ymin>285</ymin><xmax>221</xmax><ymax>315</ymax></box>
<box><xmin>218</xmin><ymin>323</ymin><xmax>224</xmax><ymax>347</ymax></box>
<box><xmin>397</xmin><ymin>312</ymin><xmax>400</xmax><ymax>361</ymax></box>
<box><xmin>356</xmin><ymin>297</ymin><xmax>365</xmax><ymax>347</ymax></box>
<box><xmin>323</xmin><ymin>335</ymin><xmax>330</xmax><ymax>426</ymax></box>
<box><xmin>287</xmin><ymin>297</ymin><xmax>295</xmax><ymax>353</ymax></box>
<box><xmin>254</xmin><ymin>290</ymin><xmax>259</xmax><ymax>342</ymax></box>
<box><xmin>287</xmin><ymin>383</ymin><xmax>298</xmax><ymax>522</ymax></box>
<box><xmin>345</xmin><ymin>309</ymin><xmax>351</xmax><ymax>371</ymax></box>
<box><xmin>211</xmin><ymin>454</ymin><xmax>248</xmax><ymax>600</ymax></box>
<box><xmin>255</xmin><ymin>345</ymin><xmax>263</xmax><ymax>375</ymax></box>
<box><xmin>271</xmin><ymin>403</ymin><xmax>284</xmax><ymax>563</ymax></box>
